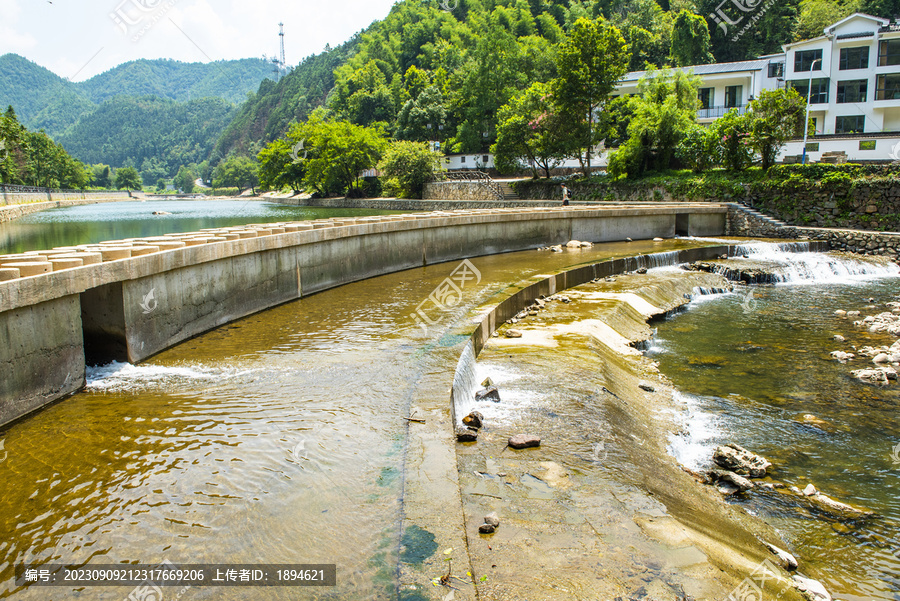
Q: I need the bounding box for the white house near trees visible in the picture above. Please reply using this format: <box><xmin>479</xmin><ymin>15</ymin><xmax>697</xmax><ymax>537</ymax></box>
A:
<box><xmin>444</xmin><ymin>12</ymin><xmax>900</xmax><ymax>170</ymax></box>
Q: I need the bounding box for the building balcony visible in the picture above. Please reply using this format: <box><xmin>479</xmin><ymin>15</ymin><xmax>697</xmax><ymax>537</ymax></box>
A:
<box><xmin>697</xmin><ymin>104</ymin><xmax>748</xmax><ymax>119</ymax></box>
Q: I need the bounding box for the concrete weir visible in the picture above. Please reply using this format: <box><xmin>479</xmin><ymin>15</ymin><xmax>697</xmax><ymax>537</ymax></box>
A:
<box><xmin>0</xmin><ymin>204</ymin><xmax>727</xmax><ymax>426</ymax></box>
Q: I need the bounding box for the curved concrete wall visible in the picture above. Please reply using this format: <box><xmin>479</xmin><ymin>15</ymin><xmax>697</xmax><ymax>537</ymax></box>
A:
<box><xmin>0</xmin><ymin>205</ymin><xmax>728</xmax><ymax>426</ymax></box>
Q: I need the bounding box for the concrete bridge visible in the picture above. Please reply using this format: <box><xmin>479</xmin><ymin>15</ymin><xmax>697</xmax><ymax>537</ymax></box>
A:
<box><xmin>0</xmin><ymin>204</ymin><xmax>728</xmax><ymax>426</ymax></box>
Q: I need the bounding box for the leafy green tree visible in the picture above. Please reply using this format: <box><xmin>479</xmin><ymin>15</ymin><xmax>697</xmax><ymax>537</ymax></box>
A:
<box><xmin>671</xmin><ymin>10</ymin><xmax>714</xmax><ymax>66</ymax></box>
<box><xmin>396</xmin><ymin>85</ymin><xmax>448</xmax><ymax>142</ymax></box>
<box><xmin>212</xmin><ymin>156</ymin><xmax>259</xmax><ymax>193</ymax></box>
<box><xmin>794</xmin><ymin>0</ymin><xmax>858</xmax><ymax>41</ymax></box>
<box><xmin>608</xmin><ymin>69</ymin><xmax>701</xmax><ymax>179</ymax></box>
<box><xmin>257</xmin><ymin>129</ymin><xmax>307</xmax><ymax>193</ymax></box>
<box><xmin>156</xmin><ymin>178</ymin><xmax>166</xmax><ymax>191</ymax></box>
<box><xmin>492</xmin><ymin>82</ymin><xmax>570</xmax><ymax>178</ymax></box>
<box><xmin>115</xmin><ymin>166</ymin><xmax>142</xmax><ymax>189</ymax></box>
<box><xmin>91</xmin><ymin>164</ymin><xmax>112</xmax><ymax>188</ymax></box>
<box><xmin>676</xmin><ymin>124</ymin><xmax>718</xmax><ymax>172</ymax></box>
<box><xmin>301</xmin><ymin>117</ymin><xmax>388</xmax><ymax>196</ymax></box>
<box><xmin>711</xmin><ymin>109</ymin><xmax>753</xmax><ymax>171</ymax></box>
<box><xmin>174</xmin><ymin>165</ymin><xmax>196</xmax><ymax>193</ymax></box>
<box><xmin>747</xmin><ymin>88</ymin><xmax>807</xmax><ymax>171</ymax></box>
<box><xmin>377</xmin><ymin>140</ymin><xmax>441</xmax><ymax>198</ymax></box>
<box><xmin>554</xmin><ymin>17</ymin><xmax>630</xmax><ymax>174</ymax></box>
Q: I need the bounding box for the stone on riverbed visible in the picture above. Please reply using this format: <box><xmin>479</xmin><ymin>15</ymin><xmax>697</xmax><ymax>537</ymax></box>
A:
<box><xmin>792</xmin><ymin>575</ymin><xmax>832</xmax><ymax>601</ymax></box>
<box><xmin>456</xmin><ymin>426</ymin><xmax>478</xmax><ymax>442</ymax></box>
<box><xmin>508</xmin><ymin>434</ymin><xmax>541</xmax><ymax>449</ymax></box>
<box><xmin>851</xmin><ymin>367</ymin><xmax>893</xmax><ymax>385</ymax></box>
<box><xmin>462</xmin><ymin>411</ymin><xmax>484</xmax><ymax>429</ymax></box>
<box><xmin>765</xmin><ymin>542</ymin><xmax>799</xmax><ymax>571</ymax></box>
<box><xmin>504</xmin><ymin>329</ymin><xmax>523</xmax><ymax>339</ymax></box>
<box><xmin>475</xmin><ymin>386</ymin><xmax>501</xmax><ymax>403</ymax></box>
<box><xmin>807</xmin><ymin>491</ymin><xmax>877</xmax><ymax>520</ymax></box>
<box><xmin>713</xmin><ymin>443</ymin><xmax>771</xmax><ymax>477</ymax></box>
<box><xmin>830</xmin><ymin>350</ymin><xmax>854</xmax><ymax>362</ymax></box>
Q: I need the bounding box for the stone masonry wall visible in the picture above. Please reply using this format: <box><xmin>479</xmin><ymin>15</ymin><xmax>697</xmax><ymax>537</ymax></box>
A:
<box><xmin>728</xmin><ymin>204</ymin><xmax>900</xmax><ymax>260</ymax></box>
<box><xmin>423</xmin><ymin>181</ymin><xmax>500</xmax><ymax>201</ymax></box>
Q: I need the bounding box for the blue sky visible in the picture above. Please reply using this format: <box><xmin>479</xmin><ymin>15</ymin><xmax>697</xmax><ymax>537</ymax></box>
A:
<box><xmin>0</xmin><ymin>0</ymin><xmax>400</xmax><ymax>81</ymax></box>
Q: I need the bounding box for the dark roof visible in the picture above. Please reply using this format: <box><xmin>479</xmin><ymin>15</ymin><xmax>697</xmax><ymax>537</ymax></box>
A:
<box><xmin>881</xmin><ymin>22</ymin><xmax>900</xmax><ymax>32</ymax></box>
<box><xmin>620</xmin><ymin>59</ymin><xmax>771</xmax><ymax>83</ymax></box>
<box><xmin>836</xmin><ymin>31</ymin><xmax>875</xmax><ymax>39</ymax></box>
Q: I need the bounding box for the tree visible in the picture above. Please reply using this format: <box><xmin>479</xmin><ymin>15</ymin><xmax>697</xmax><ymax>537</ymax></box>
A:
<box><xmin>174</xmin><ymin>165</ymin><xmax>196</xmax><ymax>193</ymax></box>
<box><xmin>492</xmin><ymin>82</ymin><xmax>570</xmax><ymax>178</ymax></box>
<box><xmin>671</xmin><ymin>10</ymin><xmax>714</xmax><ymax>67</ymax></box>
<box><xmin>676</xmin><ymin>124</ymin><xmax>718</xmax><ymax>172</ymax></box>
<box><xmin>257</xmin><ymin>131</ymin><xmax>307</xmax><ymax>193</ymax></box>
<box><xmin>554</xmin><ymin>17</ymin><xmax>630</xmax><ymax>175</ymax></box>
<box><xmin>378</xmin><ymin>140</ymin><xmax>441</xmax><ymax>198</ymax></box>
<box><xmin>115</xmin><ymin>166</ymin><xmax>142</xmax><ymax>190</ymax></box>
<box><xmin>747</xmin><ymin>88</ymin><xmax>807</xmax><ymax>171</ymax></box>
<box><xmin>608</xmin><ymin>69</ymin><xmax>701</xmax><ymax>179</ymax></box>
<box><xmin>711</xmin><ymin>109</ymin><xmax>754</xmax><ymax>171</ymax></box>
<box><xmin>300</xmin><ymin>116</ymin><xmax>388</xmax><ymax>196</ymax></box>
<box><xmin>156</xmin><ymin>178</ymin><xmax>166</xmax><ymax>191</ymax></box>
<box><xmin>91</xmin><ymin>164</ymin><xmax>112</xmax><ymax>188</ymax></box>
<box><xmin>212</xmin><ymin>156</ymin><xmax>259</xmax><ymax>193</ymax></box>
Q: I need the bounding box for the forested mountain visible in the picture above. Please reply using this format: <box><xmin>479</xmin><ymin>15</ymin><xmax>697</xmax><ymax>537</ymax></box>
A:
<box><xmin>216</xmin><ymin>0</ymin><xmax>900</xmax><ymax>158</ymax></box>
<box><xmin>0</xmin><ymin>54</ymin><xmax>271</xmax><ymax>137</ymax></box>
<box><xmin>56</xmin><ymin>96</ymin><xmax>236</xmax><ymax>176</ymax></box>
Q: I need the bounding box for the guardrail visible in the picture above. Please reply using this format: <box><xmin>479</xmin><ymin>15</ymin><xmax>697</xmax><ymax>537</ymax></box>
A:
<box><xmin>432</xmin><ymin>170</ymin><xmax>504</xmax><ymax>199</ymax></box>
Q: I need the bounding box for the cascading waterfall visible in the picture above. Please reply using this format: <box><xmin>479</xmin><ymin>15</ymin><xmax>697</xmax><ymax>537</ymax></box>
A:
<box><xmin>647</xmin><ymin>251</ymin><xmax>682</xmax><ymax>269</ymax></box>
<box><xmin>451</xmin><ymin>340</ymin><xmax>478</xmax><ymax>425</ymax></box>
<box><xmin>728</xmin><ymin>242</ymin><xmax>900</xmax><ymax>284</ymax></box>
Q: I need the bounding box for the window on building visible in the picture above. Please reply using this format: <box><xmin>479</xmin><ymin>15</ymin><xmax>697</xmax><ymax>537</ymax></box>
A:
<box><xmin>839</xmin><ymin>46</ymin><xmax>869</xmax><ymax>70</ymax></box>
<box><xmin>789</xmin><ymin>78</ymin><xmax>830</xmax><ymax>103</ymax></box>
<box><xmin>724</xmin><ymin>85</ymin><xmax>742</xmax><ymax>108</ymax></box>
<box><xmin>876</xmin><ymin>73</ymin><xmax>900</xmax><ymax>99</ymax></box>
<box><xmin>482</xmin><ymin>155</ymin><xmax>489</xmax><ymax>163</ymax></box>
<box><xmin>794</xmin><ymin>49</ymin><xmax>823</xmax><ymax>72</ymax></box>
<box><xmin>878</xmin><ymin>39</ymin><xmax>900</xmax><ymax>66</ymax></box>
<box><xmin>768</xmin><ymin>62</ymin><xmax>784</xmax><ymax>78</ymax></box>
<box><xmin>835</xmin><ymin>115</ymin><xmax>865</xmax><ymax>133</ymax></box>
<box><xmin>461</xmin><ymin>156</ymin><xmax>466</xmax><ymax>163</ymax></box>
<box><xmin>836</xmin><ymin>79</ymin><xmax>868</xmax><ymax>103</ymax></box>
<box><xmin>698</xmin><ymin>87</ymin><xmax>714</xmax><ymax>109</ymax></box>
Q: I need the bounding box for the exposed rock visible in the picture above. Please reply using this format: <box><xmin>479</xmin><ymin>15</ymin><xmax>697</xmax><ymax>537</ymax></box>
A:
<box><xmin>718</xmin><ymin>470</ymin><xmax>754</xmax><ymax>491</ymax></box>
<box><xmin>152</xmin><ymin>211</ymin><xmax>172</xmax><ymax>216</ymax></box>
<box><xmin>456</xmin><ymin>427</ymin><xmax>478</xmax><ymax>442</ymax></box>
<box><xmin>803</xmin><ymin>484</ymin><xmax>817</xmax><ymax>496</ymax></box>
<box><xmin>846</xmin><ymin>310</ymin><xmax>861</xmax><ymax>317</ymax></box>
<box><xmin>638</xmin><ymin>381</ymin><xmax>655</xmax><ymax>392</ymax></box>
<box><xmin>478</xmin><ymin>523</ymin><xmax>496</xmax><ymax>534</ymax></box>
<box><xmin>462</xmin><ymin>411</ymin><xmax>484</xmax><ymax>429</ymax></box>
<box><xmin>508</xmin><ymin>434</ymin><xmax>541</xmax><ymax>449</ymax></box>
<box><xmin>481</xmin><ymin>377</ymin><xmax>494</xmax><ymax>387</ymax></box>
<box><xmin>565</xmin><ymin>240</ymin><xmax>583</xmax><ymax>248</ymax></box>
<box><xmin>483</xmin><ymin>512</ymin><xmax>500</xmax><ymax>527</ymax></box>
<box><xmin>833</xmin><ymin>310</ymin><xmax>846</xmax><ymax>317</ymax></box>
<box><xmin>830</xmin><ymin>350</ymin><xmax>854</xmax><ymax>362</ymax></box>
<box><xmin>636</xmin><ymin>267</ymin><xmax>648</xmax><ymax>274</ymax></box>
<box><xmin>765</xmin><ymin>542</ymin><xmax>799</xmax><ymax>571</ymax></box>
<box><xmin>851</xmin><ymin>368</ymin><xmax>891</xmax><ymax>385</ymax></box>
<box><xmin>713</xmin><ymin>444</ymin><xmax>772</xmax><ymax>477</ymax></box>
<box><xmin>873</xmin><ymin>352</ymin><xmax>891</xmax><ymax>364</ymax></box>
<box><xmin>580</xmin><ymin>241</ymin><xmax>593</xmax><ymax>248</ymax></box>
<box><xmin>807</xmin><ymin>491</ymin><xmax>877</xmax><ymax>520</ymax></box>
<box><xmin>792</xmin><ymin>575</ymin><xmax>832</xmax><ymax>601</ymax></box>
<box><xmin>795</xmin><ymin>414</ymin><xmax>831</xmax><ymax>431</ymax></box>
<box><xmin>475</xmin><ymin>387</ymin><xmax>501</xmax><ymax>403</ymax></box>
<box><xmin>717</xmin><ymin>481</ymin><xmax>740</xmax><ymax>495</ymax></box>
<box><xmin>652</xmin><ymin>237</ymin><xmax>664</xmax><ymax>241</ymax></box>
<box><xmin>833</xmin><ymin>334</ymin><xmax>845</xmax><ymax>342</ymax></box>
<box><xmin>504</xmin><ymin>329</ymin><xmax>523</xmax><ymax>339</ymax></box>
<box><xmin>550</xmin><ymin>245</ymin><xmax>563</xmax><ymax>253</ymax></box>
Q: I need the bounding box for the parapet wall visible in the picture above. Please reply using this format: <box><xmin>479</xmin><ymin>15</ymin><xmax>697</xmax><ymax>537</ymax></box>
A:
<box><xmin>0</xmin><ymin>204</ymin><xmax>727</xmax><ymax>426</ymax></box>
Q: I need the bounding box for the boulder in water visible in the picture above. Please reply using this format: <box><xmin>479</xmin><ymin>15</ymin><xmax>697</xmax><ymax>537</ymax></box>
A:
<box><xmin>765</xmin><ymin>542</ymin><xmax>799</xmax><ymax>571</ymax></box>
<box><xmin>456</xmin><ymin>426</ymin><xmax>478</xmax><ymax>442</ymax></box>
<box><xmin>462</xmin><ymin>411</ymin><xmax>484</xmax><ymax>429</ymax></box>
<box><xmin>478</xmin><ymin>523</ymin><xmax>496</xmax><ymax>534</ymax></box>
<box><xmin>830</xmin><ymin>350</ymin><xmax>854</xmax><ymax>362</ymax></box>
<box><xmin>508</xmin><ymin>434</ymin><xmax>541</xmax><ymax>449</ymax></box>
<box><xmin>807</xmin><ymin>491</ymin><xmax>876</xmax><ymax>520</ymax></box>
<box><xmin>504</xmin><ymin>329</ymin><xmax>523</xmax><ymax>338</ymax></box>
<box><xmin>851</xmin><ymin>368</ymin><xmax>891</xmax><ymax>385</ymax></box>
<box><xmin>791</xmin><ymin>575</ymin><xmax>832</xmax><ymax>601</ymax></box>
<box><xmin>713</xmin><ymin>443</ymin><xmax>771</xmax><ymax>477</ymax></box>
<box><xmin>475</xmin><ymin>387</ymin><xmax>501</xmax><ymax>403</ymax></box>
<box><xmin>565</xmin><ymin>240</ymin><xmax>582</xmax><ymax>248</ymax></box>
<box><xmin>833</xmin><ymin>310</ymin><xmax>846</xmax><ymax>317</ymax></box>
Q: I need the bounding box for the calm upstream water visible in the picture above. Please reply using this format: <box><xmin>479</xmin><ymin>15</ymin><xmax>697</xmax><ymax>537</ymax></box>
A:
<box><xmin>0</xmin><ymin>201</ymin><xmax>406</xmax><ymax>255</ymax></box>
<box><xmin>649</xmin><ymin>246</ymin><xmax>900</xmax><ymax>600</ymax></box>
<box><xmin>0</xmin><ymin>238</ymin><xmax>713</xmax><ymax>600</ymax></box>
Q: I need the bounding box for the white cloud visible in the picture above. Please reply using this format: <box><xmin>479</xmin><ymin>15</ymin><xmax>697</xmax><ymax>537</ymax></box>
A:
<box><xmin>0</xmin><ymin>0</ymin><xmax>398</xmax><ymax>81</ymax></box>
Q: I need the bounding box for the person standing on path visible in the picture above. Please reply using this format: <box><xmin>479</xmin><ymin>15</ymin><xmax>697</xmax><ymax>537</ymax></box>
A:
<box><xmin>561</xmin><ymin>184</ymin><xmax>571</xmax><ymax>206</ymax></box>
